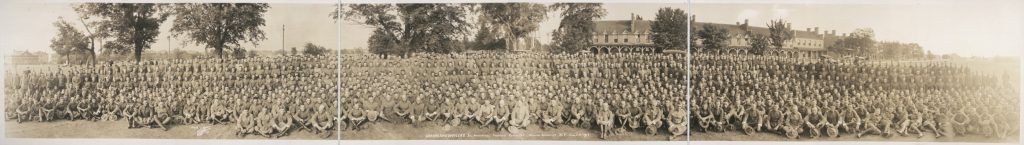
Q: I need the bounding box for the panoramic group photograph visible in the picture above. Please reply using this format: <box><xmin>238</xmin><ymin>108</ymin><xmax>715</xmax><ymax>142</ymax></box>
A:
<box><xmin>686</xmin><ymin>2</ymin><xmax>1020</xmax><ymax>143</ymax></box>
<box><xmin>1</xmin><ymin>0</ymin><xmax>1022</xmax><ymax>145</ymax></box>
<box><xmin>3</xmin><ymin>2</ymin><xmax>340</xmax><ymax>139</ymax></box>
<box><xmin>336</xmin><ymin>2</ymin><xmax>689</xmax><ymax>141</ymax></box>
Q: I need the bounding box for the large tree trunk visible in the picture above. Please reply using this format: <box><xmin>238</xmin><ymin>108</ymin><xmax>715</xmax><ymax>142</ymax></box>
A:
<box><xmin>134</xmin><ymin>46</ymin><xmax>142</xmax><ymax>64</ymax></box>
<box><xmin>89</xmin><ymin>51</ymin><xmax>96</xmax><ymax>66</ymax></box>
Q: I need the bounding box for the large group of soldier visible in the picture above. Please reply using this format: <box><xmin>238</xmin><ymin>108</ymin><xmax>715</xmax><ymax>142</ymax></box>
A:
<box><xmin>5</xmin><ymin>55</ymin><xmax>339</xmax><ymax>138</ymax></box>
<box><xmin>5</xmin><ymin>50</ymin><xmax>1018</xmax><ymax>141</ymax></box>
<box><xmin>691</xmin><ymin>53</ymin><xmax>1019</xmax><ymax>139</ymax></box>
<box><xmin>340</xmin><ymin>52</ymin><xmax>688</xmax><ymax>140</ymax></box>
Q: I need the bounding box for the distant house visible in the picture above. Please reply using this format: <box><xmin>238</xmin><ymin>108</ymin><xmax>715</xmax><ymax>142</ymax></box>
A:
<box><xmin>692</xmin><ymin>19</ymin><xmax>833</xmax><ymax>58</ymax></box>
<box><xmin>589</xmin><ymin>14</ymin><xmax>843</xmax><ymax>58</ymax></box>
<box><xmin>8</xmin><ymin>51</ymin><xmax>50</xmax><ymax>65</ymax></box>
<box><xmin>588</xmin><ymin>14</ymin><xmax>658</xmax><ymax>53</ymax></box>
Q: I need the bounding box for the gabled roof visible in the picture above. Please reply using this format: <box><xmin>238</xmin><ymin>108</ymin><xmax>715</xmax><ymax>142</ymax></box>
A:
<box><xmin>593</xmin><ymin>20</ymin><xmax>652</xmax><ymax>34</ymax></box>
<box><xmin>691</xmin><ymin>22</ymin><xmax>822</xmax><ymax>39</ymax></box>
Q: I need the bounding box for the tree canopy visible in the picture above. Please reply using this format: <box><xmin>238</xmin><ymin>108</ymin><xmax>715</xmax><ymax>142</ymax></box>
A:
<box><xmin>695</xmin><ymin>24</ymin><xmax>729</xmax><ymax>51</ymax></box>
<box><xmin>549</xmin><ymin>3</ymin><xmax>606</xmax><ymax>54</ymax></box>
<box><xmin>747</xmin><ymin>33</ymin><xmax>770</xmax><ymax>55</ymax></box>
<box><xmin>75</xmin><ymin>3</ymin><xmax>169</xmax><ymax>63</ymax></box>
<box><xmin>343</xmin><ymin>4</ymin><xmax>473</xmax><ymax>57</ymax></box>
<box><xmin>829</xmin><ymin>28</ymin><xmax>876</xmax><ymax>56</ymax></box>
<box><xmin>476</xmin><ymin>3</ymin><xmax>548</xmax><ymax>50</ymax></box>
<box><xmin>651</xmin><ymin>7</ymin><xmax>690</xmax><ymax>50</ymax></box>
<box><xmin>49</xmin><ymin>17</ymin><xmax>92</xmax><ymax>64</ymax></box>
<box><xmin>302</xmin><ymin>42</ymin><xmax>329</xmax><ymax>56</ymax></box>
<box><xmin>767</xmin><ymin>19</ymin><xmax>794</xmax><ymax>49</ymax></box>
<box><xmin>171</xmin><ymin>3</ymin><xmax>269</xmax><ymax>59</ymax></box>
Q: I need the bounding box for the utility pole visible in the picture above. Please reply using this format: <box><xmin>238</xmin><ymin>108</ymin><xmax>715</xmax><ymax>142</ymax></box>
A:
<box><xmin>282</xmin><ymin>24</ymin><xmax>286</xmax><ymax>56</ymax></box>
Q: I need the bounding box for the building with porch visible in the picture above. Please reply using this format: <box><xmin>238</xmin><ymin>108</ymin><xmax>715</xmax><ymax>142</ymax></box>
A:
<box><xmin>588</xmin><ymin>14</ymin><xmax>844</xmax><ymax>58</ymax></box>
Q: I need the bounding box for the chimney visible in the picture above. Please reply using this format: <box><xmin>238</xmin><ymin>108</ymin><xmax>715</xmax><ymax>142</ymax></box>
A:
<box><xmin>806</xmin><ymin>28</ymin><xmax>812</xmax><ymax>32</ymax></box>
<box><xmin>736</xmin><ymin>22</ymin><xmax>740</xmax><ymax>25</ymax></box>
<box><xmin>814</xmin><ymin>27</ymin><xmax>819</xmax><ymax>34</ymax></box>
<box><xmin>744</xmin><ymin>19</ymin><xmax>749</xmax><ymax>25</ymax></box>
<box><xmin>630</xmin><ymin>13</ymin><xmax>638</xmax><ymax>32</ymax></box>
<box><xmin>831</xmin><ymin>30</ymin><xmax>836</xmax><ymax>35</ymax></box>
<box><xmin>842</xmin><ymin>33</ymin><xmax>846</xmax><ymax>37</ymax></box>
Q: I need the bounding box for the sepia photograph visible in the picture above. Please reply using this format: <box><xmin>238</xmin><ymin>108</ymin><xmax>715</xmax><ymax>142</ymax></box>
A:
<box><xmin>337</xmin><ymin>2</ymin><xmax>688</xmax><ymax>141</ymax></box>
<box><xmin>687</xmin><ymin>1</ymin><xmax>1021</xmax><ymax>143</ymax></box>
<box><xmin>1</xmin><ymin>0</ymin><xmax>1022</xmax><ymax>145</ymax></box>
<box><xmin>2</xmin><ymin>2</ymin><xmax>341</xmax><ymax>139</ymax></box>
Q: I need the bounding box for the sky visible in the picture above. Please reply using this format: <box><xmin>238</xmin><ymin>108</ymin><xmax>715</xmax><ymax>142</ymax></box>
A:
<box><xmin>690</xmin><ymin>0</ymin><xmax>1024</xmax><ymax>57</ymax></box>
<box><xmin>0</xmin><ymin>2</ymin><xmax>340</xmax><ymax>55</ymax></box>
<box><xmin>339</xmin><ymin>3</ymin><xmax>688</xmax><ymax>50</ymax></box>
<box><xmin>342</xmin><ymin>0</ymin><xmax>1023</xmax><ymax>57</ymax></box>
<box><xmin>2</xmin><ymin>0</ymin><xmax>1021</xmax><ymax>57</ymax></box>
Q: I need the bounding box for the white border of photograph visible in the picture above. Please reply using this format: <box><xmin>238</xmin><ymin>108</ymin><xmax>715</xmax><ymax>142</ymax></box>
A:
<box><xmin>1</xmin><ymin>0</ymin><xmax>1021</xmax><ymax>145</ymax></box>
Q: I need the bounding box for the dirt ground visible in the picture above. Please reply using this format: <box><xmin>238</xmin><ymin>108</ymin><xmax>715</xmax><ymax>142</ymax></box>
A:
<box><xmin>340</xmin><ymin>121</ymin><xmax>685</xmax><ymax>141</ymax></box>
<box><xmin>5</xmin><ymin>120</ymin><xmax>332</xmax><ymax>140</ymax></box>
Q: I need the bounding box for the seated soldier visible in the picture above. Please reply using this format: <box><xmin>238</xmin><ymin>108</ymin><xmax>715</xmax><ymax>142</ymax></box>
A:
<box><xmin>312</xmin><ymin>105</ymin><xmax>335</xmax><ymax>138</ymax></box>
<box><xmin>255</xmin><ymin>107</ymin><xmax>274</xmax><ymax>138</ymax></box>
<box><xmin>292</xmin><ymin>103</ymin><xmax>311</xmax><ymax>132</ymax></box>
<box><xmin>493</xmin><ymin>99</ymin><xmax>510</xmax><ymax>132</ymax></box>
<box><xmin>235</xmin><ymin>108</ymin><xmax>254</xmax><ymax>137</ymax></box>
<box><xmin>509</xmin><ymin>96</ymin><xmax>532</xmax><ymax>132</ymax></box>
<box><xmin>545</xmin><ymin>98</ymin><xmax>564</xmax><ymax>129</ymax></box>
<box><xmin>783</xmin><ymin>105</ymin><xmax>803</xmax><ymax>139</ymax></box>
<box><xmin>476</xmin><ymin>100</ymin><xmax>495</xmax><ymax>128</ymax></box>
<box><xmin>16</xmin><ymin>98</ymin><xmax>35</xmax><ymax>123</ymax></box>
<box><xmin>667</xmin><ymin>103</ymin><xmax>687</xmax><ymax>140</ymax></box>
<box><xmin>348</xmin><ymin>102</ymin><xmax>366</xmax><ymax>130</ymax></box>
<box><xmin>643</xmin><ymin>100</ymin><xmax>663</xmax><ymax>135</ymax></box>
<box><xmin>122</xmin><ymin>103</ymin><xmax>138</xmax><ymax>128</ymax></box>
<box><xmin>858</xmin><ymin>108</ymin><xmax>883</xmax><ymax>138</ymax></box>
<box><xmin>153</xmin><ymin>102</ymin><xmax>171</xmax><ymax>131</ymax></box>
<box><xmin>272</xmin><ymin>107</ymin><xmax>293</xmax><ymax>138</ymax></box>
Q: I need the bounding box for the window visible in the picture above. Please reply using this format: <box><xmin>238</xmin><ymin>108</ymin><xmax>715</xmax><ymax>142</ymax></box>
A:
<box><xmin>625</xmin><ymin>39</ymin><xmax>629</xmax><ymax>43</ymax></box>
<box><xmin>605</xmin><ymin>35</ymin><xmax>609</xmax><ymax>43</ymax></box>
<box><xmin>614</xmin><ymin>39</ymin><xmax>618</xmax><ymax>43</ymax></box>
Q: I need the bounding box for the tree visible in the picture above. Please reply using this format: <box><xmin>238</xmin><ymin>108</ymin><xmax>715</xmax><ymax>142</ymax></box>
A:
<box><xmin>343</xmin><ymin>4</ymin><xmax>473</xmax><ymax>57</ymax></box>
<box><xmin>695</xmin><ymin>24</ymin><xmax>729</xmax><ymax>51</ymax></box>
<box><xmin>472</xmin><ymin>23</ymin><xmax>504</xmax><ymax>50</ymax></box>
<box><xmin>828</xmin><ymin>28</ymin><xmax>876</xmax><ymax>56</ymax></box>
<box><xmin>651</xmin><ymin>7</ymin><xmax>690</xmax><ymax>50</ymax></box>
<box><xmin>877</xmin><ymin>41</ymin><xmax>924</xmax><ymax>59</ymax></box>
<box><xmin>50</xmin><ymin>17</ymin><xmax>92</xmax><ymax>64</ymax></box>
<box><xmin>302</xmin><ymin>42</ymin><xmax>329</xmax><ymax>56</ymax></box>
<box><xmin>75</xmin><ymin>3</ymin><xmax>169</xmax><ymax>64</ymax></box>
<box><xmin>747</xmin><ymin>33</ymin><xmax>770</xmax><ymax>55</ymax></box>
<box><xmin>171</xmin><ymin>3</ymin><xmax>269</xmax><ymax>59</ymax></box>
<box><xmin>477</xmin><ymin>3</ymin><xmax>548</xmax><ymax>51</ymax></box>
<box><xmin>767</xmin><ymin>19</ymin><xmax>794</xmax><ymax>49</ymax></box>
<box><xmin>398</xmin><ymin>4</ymin><xmax>472</xmax><ymax>54</ymax></box>
<box><xmin>549</xmin><ymin>3</ymin><xmax>606</xmax><ymax>54</ymax></box>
